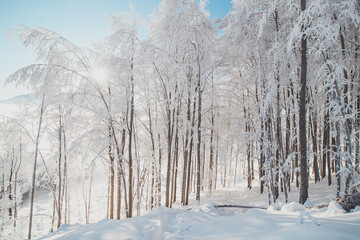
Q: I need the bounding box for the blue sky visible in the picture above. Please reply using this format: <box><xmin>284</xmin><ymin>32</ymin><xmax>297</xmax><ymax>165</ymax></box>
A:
<box><xmin>0</xmin><ymin>0</ymin><xmax>232</xmax><ymax>101</ymax></box>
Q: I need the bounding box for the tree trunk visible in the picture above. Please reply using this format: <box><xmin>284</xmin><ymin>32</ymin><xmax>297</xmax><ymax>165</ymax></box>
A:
<box><xmin>285</xmin><ymin>87</ymin><xmax>291</xmax><ymax>193</ymax></box>
<box><xmin>62</xmin><ymin>127</ymin><xmax>68</xmax><ymax>224</ymax></box>
<box><xmin>182</xmin><ymin>78</ymin><xmax>192</xmax><ymax>205</ymax></box>
<box><xmin>28</xmin><ymin>94</ymin><xmax>46</xmax><ymax>239</ymax></box>
<box><xmin>299</xmin><ymin>0</ymin><xmax>309</xmax><ymax>205</ymax></box>
<box><xmin>117</xmin><ymin>128</ymin><xmax>125</xmax><ymax>219</ymax></box>
<box><xmin>128</xmin><ymin>57</ymin><xmax>135</xmax><ymax>217</ymax></box>
<box><xmin>309</xmin><ymin>91</ymin><xmax>320</xmax><ymax>183</ymax></box>
<box><xmin>185</xmin><ymin>98</ymin><xmax>196</xmax><ymax>205</ymax></box>
<box><xmin>14</xmin><ymin>142</ymin><xmax>22</xmax><ymax>228</ymax></box>
<box><xmin>356</xmin><ymin>91</ymin><xmax>360</xmax><ymax>174</ymax></box>
<box><xmin>196</xmin><ymin>61</ymin><xmax>202</xmax><ymax>202</ymax></box>
<box><xmin>340</xmin><ymin>25</ymin><xmax>354</xmax><ymax>195</ymax></box>
<box><xmin>323</xmin><ymin>96</ymin><xmax>330</xmax><ymax>181</ymax></box>
<box><xmin>108</xmin><ymin>122</ymin><xmax>115</xmax><ymax>219</ymax></box>
<box><xmin>165</xmin><ymin>105</ymin><xmax>172</xmax><ymax>207</ymax></box>
<box><xmin>57</xmin><ymin>108</ymin><xmax>63</xmax><ymax>229</ymax></box>
<box><xmin>335</xmin><ymin>122</ymin><xmax>341</xmax><ymax>197</ymax></box>
<box><xmin>215</xmin><ymin>135</ymin><xmax>219</xmax><ymax>190</ymax></box>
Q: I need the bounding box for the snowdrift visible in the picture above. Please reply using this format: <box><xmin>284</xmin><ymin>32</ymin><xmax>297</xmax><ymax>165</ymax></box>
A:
<box><xmin>40</xmin><ymin>202</ymin><xmax>360</xmax><ymax>240</ymax></box>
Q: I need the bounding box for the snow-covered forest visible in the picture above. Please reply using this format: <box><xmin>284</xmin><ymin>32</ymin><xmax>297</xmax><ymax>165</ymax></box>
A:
<box><xmin>1</xmin><ymin>0</ymin><xmax>360</xmax><ymax>239</ymax></box>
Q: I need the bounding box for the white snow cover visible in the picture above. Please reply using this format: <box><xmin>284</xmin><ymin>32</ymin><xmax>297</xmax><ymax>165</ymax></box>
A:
<box><xmin>281</xmin><ymin>202</ymin><xmax>306</xmax><ymax>212</ymax></box>
<box><xmin>38</xmin><ymin>178</ymin><xmax>360</xmax><ymax>240</ymax></box>
<box><xmin>326</xmin><ymin>201</ymin><xmax>345</xmax><ymax>215</ymax></box>
<box><xmin>40</xmin><ymin>203</ymin><xmax>360</xmax><ymax>240</ymax></box>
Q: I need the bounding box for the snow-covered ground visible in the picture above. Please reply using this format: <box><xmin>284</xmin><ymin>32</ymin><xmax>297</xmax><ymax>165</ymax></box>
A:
<box><xmin>30</xmin><ymin>175</ymin><xmax>360</xmax><ymax>240</ymax></box>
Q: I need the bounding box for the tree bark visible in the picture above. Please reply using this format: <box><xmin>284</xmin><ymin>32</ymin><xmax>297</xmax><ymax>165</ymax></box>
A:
<box><xmin>128</xmin><ymin>52</ymin><xmax>135</xmax><ymax>217</ymax></box>
<box><xmin>196</xmin><ymin>66</ymin><xmax>202</xmax><ymax>202</ymax></box>
<box><xmin>299</xmin><ymin>0</ymin><xmax>309</xmax><ymax>204</ymax></box>
<box><xmin>28</xmin><ymin>94</ymin><xmax>46</xmax><ymax>239</ymax></box>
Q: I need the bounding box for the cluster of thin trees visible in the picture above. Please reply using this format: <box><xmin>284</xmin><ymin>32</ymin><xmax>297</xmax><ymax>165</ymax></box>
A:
<box><xmin>0</xmin><ymin>0</ymin><xmax>359</xmax><ymax>239</ymax></box>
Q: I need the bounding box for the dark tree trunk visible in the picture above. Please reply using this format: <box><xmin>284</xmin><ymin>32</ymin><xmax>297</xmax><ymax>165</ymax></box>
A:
<box><xmin>209</xmin><ymin>108</ymin><xmax>215</xmax><ymax>190</ymax></box>
<box><xmin>128</xmin><ymin>66</ymin><xmax>134</xmax><ymax>218</ymax></box>
<box><xmin>109</xmin><ymin>125</ymin><xmax>115</xmax><ymax>219</ymax></box>
<box><xmin>299</xmin><ymin>0</ymin><xmax>309</xmax><ymax>205</ymax></box>
<box><xmin>57</xmin><ymin>108</ymin><xmax>63</xmax><ymax>228</ymax></box>
<box><xmin>165</xmin><ymin>105</ymin><xmax>172</xmax><ymax>207</ymax></box>
<box><xmin>309</xmin><ymin>90</ymin><xmax>320</xmax><ymax>183</ymax></box>
<box><xmin>323</xmin><ymin>96</ymin><xmax>330</xmax><ymax>181</ymax></box>
<box><xmin>285</xmin><ymin>87</ymin><xmax>291</xmax><ymax>193</ymax></box>
<box><xmin>182</xmin><ymin>76</ymin><xmax>192</xmax><ymax>205</ymax></box>
<box><xmin>196</xmin><ymin>61</ymin><xmax>202</xmax><ymax>202</ymax></box>
<box><xmin>335</xmin><ymin>123</ymin><xmax>341</xmax><ymax>197</ymax></box>
<box><xmin>185</xmin><ymin>98</ymin><xmax>196</xmax><ymax>205</ymax></box>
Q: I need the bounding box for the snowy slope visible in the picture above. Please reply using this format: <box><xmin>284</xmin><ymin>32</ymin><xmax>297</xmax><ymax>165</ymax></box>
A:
<box><xmin>40</xmin><ymin>202</ymin><xmax>360</xmax><ymax>240</ymax></box>
<box><xmin>38</xmin><ymin>176</ymin><xmax>360</xmax><ymax>240</ymax></box>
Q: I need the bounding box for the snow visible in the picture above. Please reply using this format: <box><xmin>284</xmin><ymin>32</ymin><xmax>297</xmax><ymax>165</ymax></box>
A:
<box><xmin>39</xmin><ymin>203</ymin><xmax>360</xmax><ymax>240</ymax></box>
<box><xmin>36</xmin><ymin>176</ymin><xmax>360</xmax><ymax>240</ymax></box>
<box><xmin>281</xmin><ymin>202</ymin><xmax>306</xmax><ymax>212</ymax></box>
<box><xmin>325</xmin><ymin>201</ymin><xmax>345</xmax><ymax>215</ymax></box>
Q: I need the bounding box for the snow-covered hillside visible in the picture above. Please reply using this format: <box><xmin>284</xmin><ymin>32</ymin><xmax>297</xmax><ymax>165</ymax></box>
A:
<box><xmin>35</xmin><ymin>175</ymin><xmax>360</xmax><ymax>240</ymax></box>
<box><xmin>39</xmin><ymin>204</ymin><xmax>360</xmax><ymax>240</ymax></box>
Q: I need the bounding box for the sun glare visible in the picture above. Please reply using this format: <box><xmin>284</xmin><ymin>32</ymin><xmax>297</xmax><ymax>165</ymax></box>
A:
<box><xmin>91</xmin><ymin>66</ymin><xmax>108</xmax><ymax>84</ymax></box>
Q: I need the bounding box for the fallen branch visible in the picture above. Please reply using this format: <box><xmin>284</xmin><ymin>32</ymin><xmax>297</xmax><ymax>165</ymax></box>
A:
<box><xmin>214</xmin><ymin>204</ymin><xmax>267</xmax><ymax>210</ymax></box>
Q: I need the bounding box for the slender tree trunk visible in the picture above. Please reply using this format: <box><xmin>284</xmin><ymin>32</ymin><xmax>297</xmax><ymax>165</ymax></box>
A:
<box><xmin>309</xmin><ymin>91</ymin><xmax>320</xmax><ymax>183</ymax></box>
<box><xmin>57</xmin><ymin>108</ymin><xmax>63</xmax><ymax>229</ymax></box>
<box><xmin>209</xmin><ymin>82</ymin><xmax>215</xmax><ymax>190</ymax></box>
<box><xmin>181</xmin><ymin>116</ymin><xmax>189</xmax><ymax>204</ymax></box>
<box><xmin>201</xmin><ymin>142</ymin><xmax>206</xmax><ymax>191</ymax></box>
<box><xmin>8</xmin><ymin>152</ymin><xmax>14</xmax><ymax>217</ymax></box>
<box><xmin>128</xmin><ymin>62</ymin><xmax>135</xmax><ymax>218</ymax></box>
<box><xmin>335</xmin><ymin>122</ymin><xmax>341</xmax><ymax>197</ymax></box>
<box><xmin>234</xmin><ymin>144</ymin><xmax>238</xmax><ymax>187</ymax></box>
<box><xmin>106</xmin><ymin>172</ymin><xmax>110</xmax><ymax>219</ymax></box>
<box><xmin>51</xmin><ymin>185</ymin><xmax>56</xmax><ymax>232</ymax></box>
<box><xmin>148</xmin><ymin>107</ymin><xmax>156</xmax><ymax>210</ymax></box>
<box><xmin>223</xmin><ymin>143</ymin><xmax>227</xmax><ymax>188</ymax></box>
<box><xmin>62</xmin><ymin>127</ymin><xmax>68</xmax><ymax>224</ymax></box>
<box><xmin>256</xmin><ymin>83</ymin><xmax>265</xmax><ymax>194</ymax></box>
<box><xmin>290</xmin><ymin>83</ymin><xmax>299</xmax><ymax>188</ymax></box>
<box><xmin>247</xmin><ymin>142</ymin><xmax>252</xmax><ymax>190</ymax></box>
<box><xmin>196</xmin><ymin>62</ymin><xmax>202</xmax><ymax>202</ymax></box>
<box><xmin>14</xmin><ymin>142</ymin><xmax>21</xmax><ymax>228</ymax></box>
<box><xmin>157</xmin><ymin>133</ymin><xmax>162</xmax><ymax>206</ymax></box>
<box><xmin>165</xmin><ymin>105</ymin><xmax>172</xmax><ymax>207</ymax></box>
<box><xmin>274</xmin><ymin>9</ymin><xmax>281</xmax><ymax>201</ymax></box>
<box><xmin>285</xmin><ymin>87</ymin><xmax>291</xmax><ymax>193</ymax></box>
<box><xmin>182</xmin><ymin>81</ymin><xmax>192</xmax><ymax>205</ymax></box>
<box><xmin>215</xmin><ymin>135</ymin><xmax>219</xmax><ymax>190</ymax></box>
<box><xmin>228</xmin><ymin>144</ymin><xmax>232</xmax><ymax>188</ymax></box>
<box><xmin>329</xmin><ymin>127</ymin><xmax>334</xmax><ymax>185</ymax></box>
<box><xmin>28</xmin><ymin>94</ymin><xmax>46</xmax><ymax>239</ymax></box>
<box><xmin>299</xmin><ymin>0</ymin><xmax>309</xmax><ymax>204</ymax></box>
<box><xmin>108</xmin><ymin>88</ymin><xmax>115</xmax><ymax>220</ymax></box>
<box><xmin>323</xmin><ymin>96</ymin><xmax>330</xmax><ymax>181</ymax></box>
<box><xmin>109</xmin><ymin>136</ymin><xmax>114</xmax><ymax>219</ymax></box>
<box><xmin>87</xmin><ymin>169</ymin><xmax>94</xmax><ymax>224</ymax></box>
<box><xmin>185</xmin><ymin>98</ymin><xmax>196</xmax><ymax>205</ymax></box>
<box><xmin>172</xmin><ymin>104</ymin><xmax>180</xmax><ymax>205</ymax></box>
<box><xmin>117</xmin><ymin>129</ymin><xmax>125</xmax><ymax>219</ymax></box>
<box><xmin>356</xmin><ymin>91</ymin><xmax>360</xmax><ymax>174</ymax></box>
